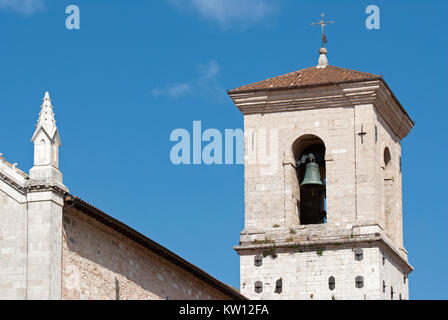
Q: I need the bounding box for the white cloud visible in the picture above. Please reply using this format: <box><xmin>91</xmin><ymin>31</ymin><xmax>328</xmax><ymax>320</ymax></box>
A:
<box><xmin>168</xmin><ymin>0</ymin><xmax>276</xmax><ymax>29</ymax></box>
<box><xmin>152</xmin><ymin>83</ymin><xmax>191</xmax><ymax>98</ymax></box>
<box><xmin>152</xmin><ymin>60</ymin><xmax>224</xmax><ymax>100</ymax></box>
<box><xmin>0</xmin><ymin>0</ymin><xmax>45</xmax><ymax>15</ymax></box>
<box><xmin>198</xmin><ymin>60</ymin><xmax>220</xmax><ymax>79</ymax></box>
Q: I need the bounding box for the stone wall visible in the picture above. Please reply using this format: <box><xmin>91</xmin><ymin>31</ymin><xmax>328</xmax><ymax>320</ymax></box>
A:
<box><xmin>374</xmin><ymin>110</ymin><xmax>403</xmax><ymax>249</ymax></box>
<box><xmin>240</xmin><ymin>246</ymin><xmax>408</xmax><ymax>300</ymax></box>
<box><xmin>243</xmin><ymin>101</ymin><xmax>405</xmax><ymax>249</ymax></box>
<box><xmin>379</xmin><ymin>248</ymin><xmax>409</xmax><ymax>300</ymax></box>
<box><xmin>0</xmin><ymin>187</ymin><xmax>27</xmax><ymax>300</ymax></box>
<box><xmin>1</xmin><ymin>156</ymin><xmax>240</xmax><ymax>300</ymax></box>
<box><xmin>244</xmin><ymin>105</ymin><xmax>358</xmax><ymax>231</ymax></box>
<box><xmin>62</xmin><ymin>207</ymin><xmax>232</xmax><ymax>300</ymax></box>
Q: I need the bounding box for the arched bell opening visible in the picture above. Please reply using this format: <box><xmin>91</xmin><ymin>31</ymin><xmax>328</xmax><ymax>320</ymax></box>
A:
<box><xmin>292</xmin><ymin>135</ymin><xmax>326</xmax><ymax>225</ymax></box>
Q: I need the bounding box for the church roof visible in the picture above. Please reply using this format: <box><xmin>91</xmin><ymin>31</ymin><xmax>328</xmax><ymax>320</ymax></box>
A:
<box><xmin>228</xmin><ymin>65</ymin><xmax>381</xmax><ymax>93</ymax></box>
<box><xmin>64</xmin><ymin>195</ymin><xmax>247</xmax><ymax>300</ymax></box>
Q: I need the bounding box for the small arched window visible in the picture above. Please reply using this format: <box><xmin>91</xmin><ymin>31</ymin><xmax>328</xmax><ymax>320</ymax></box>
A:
<box><xmin>383</xmin><ymin>148</ymin><xmax>394</xmax><ymax>238</ymax></box>
<box><xmin>35</xmin><ymin>138</ymin><xmax>48</xmax><ymax>164</ymax></box>
<box><xmin>384</xmin><ymin>147</ymin><xmax>392</xmax><ymax>168</ymax></box>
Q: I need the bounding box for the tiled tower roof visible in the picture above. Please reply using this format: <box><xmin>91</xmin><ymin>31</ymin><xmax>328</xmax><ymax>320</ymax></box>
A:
<box><xmin>229</xmin><ymin>65</ymin><xmax>381</xmax><ymax>93</ymax></box>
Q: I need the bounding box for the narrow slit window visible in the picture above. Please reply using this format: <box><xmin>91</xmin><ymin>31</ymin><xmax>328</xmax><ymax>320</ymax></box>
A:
<box><xmin>115</xmin><ymin>277</ymin><xmax>120</xmax><ymax>300</ymax></box>
<box><xmin>328</xmin><ymin>277</ymin><xmax>335</xmax><ymax>291</ymax></box>
<box><xmin>255</xmin><ymin>281</ymin><xmax>263</xmax><ymax>293</ymax></box>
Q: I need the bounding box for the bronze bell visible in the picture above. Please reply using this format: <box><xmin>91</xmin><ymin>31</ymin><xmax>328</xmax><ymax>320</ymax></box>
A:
<box><xmin>300</xmin><ymin>161</ymin><xmax>323</xmax><ymax>190</ymax></box>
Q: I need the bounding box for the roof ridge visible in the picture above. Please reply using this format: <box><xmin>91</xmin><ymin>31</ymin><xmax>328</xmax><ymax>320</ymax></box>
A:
<box><xmin>326</xmin><ymin>65</ymin><xmax>379</xmax><ymax>76</ymax></box>
<box><xmin>229</xmin><ymin>64</ymin><xmax>381</xmax><ymax>93</ymax></box>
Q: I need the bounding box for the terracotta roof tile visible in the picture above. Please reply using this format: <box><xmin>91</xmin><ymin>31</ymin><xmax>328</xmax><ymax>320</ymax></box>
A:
<box><xmin>229</xmin><ymin>65</ymin><xmax>381</xmax><ymax>93</ymax></box>
<box><xmin>0</xmin><ymin>153</ymin><xmax>29</xmax><ymax>178</ymax></box>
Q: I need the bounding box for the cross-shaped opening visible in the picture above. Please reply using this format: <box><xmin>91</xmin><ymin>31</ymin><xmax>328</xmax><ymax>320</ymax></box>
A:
<box><xmin>254</xmin><ymin>255</ymin><xmax>263</xmax><ymax>267</ymax></box>
<box><xmin>358</xmin><ymin>125</ymin><xmax>368</xmax><ymax>144</ymax></box>
<box><xmin>355</xmin><ymin>276</ymin><xmax>364</xmax><ymax>289</ymax></box>
<box><xmin>355</xmin><ymin>248</ymin><xmax>364</xmax><ymax>261</ymax></box>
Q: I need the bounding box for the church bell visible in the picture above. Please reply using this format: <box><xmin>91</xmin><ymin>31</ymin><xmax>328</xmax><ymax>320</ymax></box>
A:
<box><xmin>300</xmin><ymin>161</ymin><xmax>323</xmax><ymax>190</ymax></box>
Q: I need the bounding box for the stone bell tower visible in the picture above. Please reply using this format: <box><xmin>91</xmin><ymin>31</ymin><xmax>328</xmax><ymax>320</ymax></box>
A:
<box><xmin>228</xmin><ymin>44</ymin><xmax>414</xmax><ymax>300</ymax></box>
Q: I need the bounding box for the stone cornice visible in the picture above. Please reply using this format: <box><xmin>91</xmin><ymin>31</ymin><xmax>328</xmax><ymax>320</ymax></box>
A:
<box><xmin>25</xmin><ymin>184</ymin><xmax>69</xmax><ymax>197</ymax></box>
<box><xmin>375</xmin><ymin>80</ymin><xmax>414</xmax><ymax>140</ymax></box>
<box><xmin>0</xmin><ymin>171</ymin><xmax>26</xmax><ymax>195</ymax></box>
<box><xmin>234</xmin><ymin>234</ymin><xmax>413</xmax><ymax>275</ymax></box>
<box><xmin>0</xmin><ymin>162</ymin><xmax>27</xmax><ymax>194</ymax></box>
<box><xmin>0</xmin><ymin>165</ymin><xmax>68</xmax><ymax>198</ymax></box>
<box><xmin>229</xmin><ymin>79</ymin><xmax>414</xmax><ymax>140</ymax></box>
<box><xmin>0</xmin><ymin>171</ymin><xmax>69</xmax><ymax>200</ymax></box>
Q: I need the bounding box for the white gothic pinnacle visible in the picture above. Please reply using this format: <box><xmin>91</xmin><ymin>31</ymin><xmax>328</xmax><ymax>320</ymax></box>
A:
<box><xmin>37</xmin><ymin>91</ymin><xmax>57</xmax><ymax>133</ymax></box>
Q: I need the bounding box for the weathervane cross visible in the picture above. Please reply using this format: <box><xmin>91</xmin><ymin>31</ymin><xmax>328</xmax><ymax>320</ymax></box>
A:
<box><xmin>311</xmin><ymin>13</ymin><xmax>334</xmax><ymax>48</ymax></box>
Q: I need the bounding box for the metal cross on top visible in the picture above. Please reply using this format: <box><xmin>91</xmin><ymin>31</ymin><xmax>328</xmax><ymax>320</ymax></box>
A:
<box><xmin>311</xmin><ymin>13</ymin><xmax>334</xmax><ymax>48</ymax></box>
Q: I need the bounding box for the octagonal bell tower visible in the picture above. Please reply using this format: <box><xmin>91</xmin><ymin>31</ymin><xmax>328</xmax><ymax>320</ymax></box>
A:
<box><xmin>228</xmin><ymin>47</ymin><xmax>414</xmax><ymax>300</ymax></box>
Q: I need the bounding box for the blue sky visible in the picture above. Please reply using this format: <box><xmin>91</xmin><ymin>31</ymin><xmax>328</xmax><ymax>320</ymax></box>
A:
<box><xmin>0</xmin><ymin>0</ymin><xmax>447</xmax><ymax>300</ymax></box>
